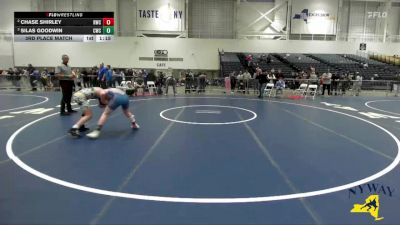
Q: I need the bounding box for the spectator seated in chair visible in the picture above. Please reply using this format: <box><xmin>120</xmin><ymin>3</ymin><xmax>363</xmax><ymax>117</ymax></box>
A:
<box><xmin>133</xmin><ymin>78</ymin><xmax>145</xmax><ymax>96</ymax></box>
<box><xmin>275</xmin><ymin>77</ymin><xmax>285</xmax><ymax>96</ymax></box>
<box><xmin>121</xmin><ymin>81</ymin><xmax>135</xmax><ymax>96</ymax></box>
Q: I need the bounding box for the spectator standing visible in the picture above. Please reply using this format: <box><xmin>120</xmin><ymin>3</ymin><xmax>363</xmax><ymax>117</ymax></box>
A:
<box><xmin>245</xmin><ymin>54</ymin><xmax>253</xmax><ymax>67</ymax></box>
<box><xmin>155</xmin><ymin>72</ymin><xmax>164</xmax><ymax>95</ymax></box>
<box><xmin>394</xmin><ymin>74</ymin><xmax>400</xmax><ymax>97</ymax></box>
<box><xmin>165</xmin><ymin>72</ymin><xmax>176</xmax><ymax>96</ymax></box>
<box><xmin>82</xmin><ymin>69</ymin><xmax>90</xmax><ymax>88</ymax></box>
<box><xmin>198</xmin><ymin>72</ymin><xmax>206</xmax><ymax>93</ymax></box>
<box><xmin>31</xmin><ymin>69</ymin><xmax>41</xmax><ymax>91</ymax></box>
<box><xmin>310</xmin><ymin>66</ymin><xmax>316</xmax><ymax>74</ymax></box>
<box><xmin>104</xmin><ymin>65</ymin><xmax>114</xmax><ymax>88</ymax></box>
<box><xmin>293</xmin><ymin>73</ymin><xmax>301</xmax><ymax>89</ymax></box>
<box><xmin>230</xmin><ymin>72</ymin><xmax>237</xmax><ymax>94</ymax></box>
<box><xmin>10</xmin><ymin>68</ymin><xmax>21</xmax><ymax>91</ymax></box>
<box><xmin>309</xmin><ymin>71</ymin><xmax>318</xmax><ymax>85</ymax></box>
<box><xmin>40</xmin><ymin>68</ymin><xmax>49</xmax><ymax>90</ymax></box>
<box><xmin>253</xmin><ymin>67</ymin><xmax>262</xmax><ymax>92</ymax></box>
<box><xmin>185</xmin><ymin>70</ymin><xmax>193</xmax><ymax>93</ymax></box>
<box><xmin>301</xmin><ymin>70</ymin><xmax>308</xmax><ymax>80</ymax></box>
<box><xmin>97</xmin><ymin>63</ymin><xmax>107</xmax><ymax>88</ymax></box>
<box><xmin>143</xmin><ymin>69</ymin><xmax>148</xmax><ymax>87</ymax></box>
<box><xmin>267</xmin><ymin>72</ymin><xmax>276</xmax><ymax>84</ymax></box>
<box><xmin>26</xmin><ymin>64</ymin><xmax>37</xmax><ymax>91</ymax></box>
<box><xmin>237</xmin><ymin>71</ymin><xmax>244</xmax><ymax>92</ymax></box>
<box><xmin>256</xmin><ymin>70</ymin><xmax>268</xmax><ymax>98</ymax></box>
<box><xmin>353</xmin><ymin>72</ymin><xmax>363</xmax><ymax>96</ymax></box>
<box><xmin>243</xmin><ymin>70</ymin><xmax>251</xmax><ymax>94</ymax></box>
<box><xmin>74</xmin><ymin>68</ymin><xmax>82</xmax><ymax>90</ymax></box>
<box><xmin>114</xmin><ymin>69</ymin><xmax>123</xmax><ymax>86</ymax></box>
<box><xmin>90</xmin><ymin>67</ymin><xmax>98</xmax><ymax>87</ymax></box>
<box><xmin>321</xmin><ymin>71</ymin><xmax>332</xmax><ymax>96</ymax></box>
<box><xmin>126</xmin><ymin>68</ymin><xmax>133</xmax><ymax>81</ymax></box>
<box><xmin>331</xmin><ymin>73</ymin><xmax>340</xmax><ymax>95</ymax></box>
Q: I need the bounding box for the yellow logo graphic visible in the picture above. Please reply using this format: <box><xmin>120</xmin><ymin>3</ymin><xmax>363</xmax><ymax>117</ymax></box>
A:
<box><xmin>351</xmin><ymin>195</ymin><xmax>384</xmax><ymax>221</ymax></box>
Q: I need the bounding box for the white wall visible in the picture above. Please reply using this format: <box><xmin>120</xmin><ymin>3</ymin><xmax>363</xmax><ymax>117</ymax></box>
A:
<box><xmin>236</xmin><ymin>1</ymin><xmax>276</xmax><ymax>33</ymax></box>
<box><xmin>189</xmin><ymin>0</ymin><xmax>234</xmax><ymax>39</ymax></box>
<box><xmin>13</xmin><ymin>37</ymin><xmax>400</xmax><ymax>70</ymax></box>
<box><xmin>118</xmin><ymin>0</ymin><xmax>136</xmax><ymax>36</ymax></box>
<box><xmin>387</xmin><ymin>4</ymin><xmax>400</xmax><ymax>36</ymax></box>
<box><xmin>0</xmin><ymin>0</ymin><xmax>31</xmax><ymax>32</ymax></box>
<box><xmin>0</xmin><ymin>0</ymin><xmax>31</xmax><ymax>69</ymax></box>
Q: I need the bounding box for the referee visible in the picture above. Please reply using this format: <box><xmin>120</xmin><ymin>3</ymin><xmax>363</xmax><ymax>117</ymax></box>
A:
<box><xmin>56</xmin><ymin>54</ymin><xmax>76</xmax><ymax>115</ymax></box>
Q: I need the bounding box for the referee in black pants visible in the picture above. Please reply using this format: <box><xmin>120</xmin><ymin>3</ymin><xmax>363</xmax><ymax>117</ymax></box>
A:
<box><xmin>55</xmin><ymin>54</ymin><xmax>77</xmax><ymax>116</ymax></box>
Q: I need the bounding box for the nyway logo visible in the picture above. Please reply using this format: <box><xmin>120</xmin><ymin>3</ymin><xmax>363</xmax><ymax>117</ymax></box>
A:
<box><xmin>293</xmin><ymin>9</ymin><xmax>309</xmax><ymax>23</ymax></box>
<box><xmin>348</xmin><ymin>183</ymin><xmax>395</xmax><ymax>221</ymax></box>
<box><xmin>293</xmin><ymin>9</ymin><xmax>330</xmax><ymax>24</ymax></box>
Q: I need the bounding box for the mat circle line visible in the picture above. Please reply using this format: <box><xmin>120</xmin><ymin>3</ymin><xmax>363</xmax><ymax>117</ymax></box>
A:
<box><xmin>365</xmin><ymin>100</ymin><xmax>400</xmax><ymax>116</ymax></box>
<box><xmin>0</xmin><ymin>94</ymin><xmax>49</xmax><ymax>113</ymax></box>
<box><xmin>160</xmin><ymin>105</ymin><xmax>257</xmax><ymax>125</ymax></box>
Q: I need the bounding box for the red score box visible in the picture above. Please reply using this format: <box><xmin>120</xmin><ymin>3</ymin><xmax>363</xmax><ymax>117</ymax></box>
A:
<box><xmin>102</xmin><ymin>18</ymin><xmax>114</xmax><ymax>26</ymax></box>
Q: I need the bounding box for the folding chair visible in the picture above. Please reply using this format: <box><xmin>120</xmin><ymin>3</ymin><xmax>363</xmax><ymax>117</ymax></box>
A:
<box><xmin>305</xmin><ymin>84</ymin><xmax>318</xmax><ymax>99</ymax></box>
<box><xmin>118</xmin><ymin>81</ymin><xmax>135</xmax><ymax>95</ymax></box>
<box><xmin>294</xmin><ymin>83</ymin><xmax>308</xmax><ymax>96</ymax></box>
<box><xmin>119</xmin><ymin>80</ymin><xmax>132</xmax><ymax>89</ymax></box>
<box><xmin>263</xmin><ymin>83</ymin><xmax>275</xmax><ymax>97</ymax></box>
<box><xmin>147</xmin><ymin>81</ymin><xmax>156</xmax><ymax>95</ymax></box>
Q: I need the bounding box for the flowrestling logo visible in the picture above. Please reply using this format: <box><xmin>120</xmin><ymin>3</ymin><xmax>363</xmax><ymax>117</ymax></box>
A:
<box><xmin>293</xmin><ymin>9</ymin><xmax>331</xmax><ymax>24</ymax></box>
<box><xmin>367</xmin><ymin>11</ymin><xmax>387</xmax><ymax>19</ymax></box>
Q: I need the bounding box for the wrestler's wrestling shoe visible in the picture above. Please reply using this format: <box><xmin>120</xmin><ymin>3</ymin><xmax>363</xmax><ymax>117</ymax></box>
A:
<box><xmin>131</xmin><ymin>122</ymin><xmax>140</xmax><ymax>129</ymax></box>
<box><xmin>79</xmin><ymin>125</ymin><xmax>90</xmax><ymax>132</ymax></box>
<box><xmin>86</xmin><ymin>130</ymin><xmax>101</xmax><ymax>139</ymax></box>
<box><xmin>68</xmin><ymin>128</ymin><xmax>80</xmax><ymax>138</ymax></box>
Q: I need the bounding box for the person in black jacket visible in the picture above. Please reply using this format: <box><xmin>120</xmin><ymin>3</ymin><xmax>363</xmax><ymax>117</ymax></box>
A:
<box><xmin>230</xmin><ymin>72</ymin><xmax>237</xmax><ymax>94</ymax></box>
<box><xmin>256</xmin><ymin>70</ymin><xmax>268</xmax><ymax>98</ymax></box>
<box><xmin>27</xmin><ymin>64</ymin><xmax>37</xmax><ymax>91</ymax></box>
<box><xmin>331</xmin><ymin>73</ymin><xmax>340</xmax><ymax>95</ymax></box>
<box><xmin>82</xmin><ymin>69</ymin><xmax>90</xmax><ymax>88</ymax></box>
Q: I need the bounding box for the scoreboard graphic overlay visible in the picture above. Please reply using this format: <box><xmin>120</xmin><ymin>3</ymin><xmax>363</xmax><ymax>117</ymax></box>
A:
<box><xmin>14</xmin><ymin>12</ymin><xmax>114</xmax><ymax>42</ymax></box>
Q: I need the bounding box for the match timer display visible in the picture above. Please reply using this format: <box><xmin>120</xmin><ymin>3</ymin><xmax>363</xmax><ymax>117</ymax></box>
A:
<box><xmin>14</xmin><ymin>12</ymin><xmax>114</xmax><ymax>42</ymax></box>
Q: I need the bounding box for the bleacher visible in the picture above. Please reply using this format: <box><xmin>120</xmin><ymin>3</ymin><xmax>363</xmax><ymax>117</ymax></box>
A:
<box><xmin>220</xmin><ymin>52</ymin><xmax>400</xmax><ymax>80</ymax></box>
<box><xmin>250</xmin><ymin>53</ymin><xmax>296</xmax><ymax>77</ymax></box>
<box><xmin>341</xmin><ymin>54</ymin><xmax>400</xmax><ymax>80</ymax></box>
<box><xmin>275</xmin><ymin>53</ymin><xmax>332</xmax><ymax>74</ymax></box>
<box><xmin>220</xmin><ymin>52</ymin><xmax>243</xmax><ymax>76</ymax></box>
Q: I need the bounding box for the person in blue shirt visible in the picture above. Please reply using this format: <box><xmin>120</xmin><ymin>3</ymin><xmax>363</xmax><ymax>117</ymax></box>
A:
<box><xmin>97</xmin><ymin>63</ymin><xmax>107</xmax><ymax>88</ymax></box>
<box><xmin>275</xmin><ymin>77</ymin><xmax>285</xmax><ymax>96</ymax></box>
<box><xmin>105</xmin><ymin>65</ymin><xmax>114</xmax><ymax>88</ymax></box>
<box><xmin>142</xmin><ymin>69</ymin><xmax>148</xmax><ymax>87</ymax></box>
<box><xmin>30</xmin><ymin>69</ymin><xmax>40</xmax><ymax>91</ymax></box>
